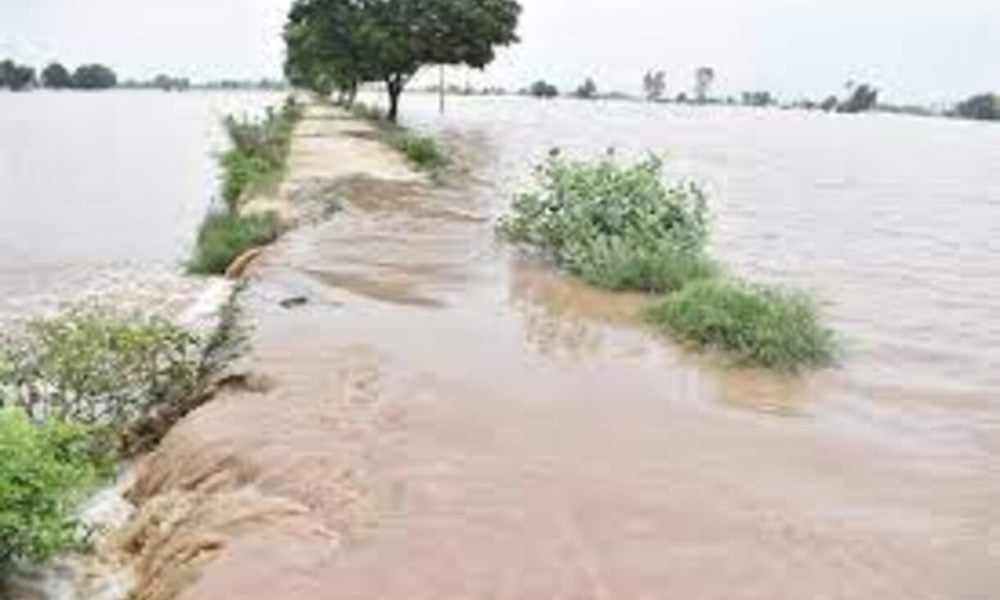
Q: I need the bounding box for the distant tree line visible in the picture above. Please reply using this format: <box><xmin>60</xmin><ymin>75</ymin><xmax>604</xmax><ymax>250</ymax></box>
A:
<box><xmin>0</xmin><ymin>59</ymin><xmax>118</xmax><ymax>91</ymax></box>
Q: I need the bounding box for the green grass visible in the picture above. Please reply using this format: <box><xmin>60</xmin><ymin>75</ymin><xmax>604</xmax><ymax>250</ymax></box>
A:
<box><xmin>220</xmin><ymin>97</ymin><xmax>303</xmax><ymax>210</ymax></box>
<box><xmin>186</xmin><ymin>211</ymin><xmax>283</xmax><ymax>275</ymax></box>
<box><xmin>501</xmin><ymin>154</ymin><xmax>712</xmax><ymax>293</ymax></box>
<box><xmin>386</xmin><ymin>130</ymin><xmax>449</xmax><ymax>172</ymax></box>
<box><xmin>644</xmin><ymin>279</ymin><xmax>837</xmax><ymax>371</ymax></box>
<box><xmin>350</xmin><ymin>102</ymin><xmax>450</xmax><ymax>177</ymax></box>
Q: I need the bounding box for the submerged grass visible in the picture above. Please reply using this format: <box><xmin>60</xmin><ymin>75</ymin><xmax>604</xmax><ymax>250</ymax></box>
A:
<box><xmin>186</xmin><ymin>211</ymin><xmax>283</xmax><ymax>276</ymax></box>
<box><xmin>502</xmin><ymin>153</ymin><xmax>837</xmax><ymax>371</ymax></box>
<box><xmin>645</xmin><ymin>279</ymin><xmax>837</xmax><ymax>371</ymax></box>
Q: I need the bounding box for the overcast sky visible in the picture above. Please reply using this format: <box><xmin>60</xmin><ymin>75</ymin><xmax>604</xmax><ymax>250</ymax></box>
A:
<box><xmin>2</xmin><ymin>0</ymin><xmax>998</xmax><ymax>103</ymax></box>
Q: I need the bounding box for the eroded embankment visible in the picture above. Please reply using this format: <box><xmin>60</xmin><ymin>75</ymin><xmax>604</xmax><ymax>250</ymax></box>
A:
<box><xmin>99</xmin><ymin>104</ymin><xmax>993</xmax><ymax>600</ymax></box>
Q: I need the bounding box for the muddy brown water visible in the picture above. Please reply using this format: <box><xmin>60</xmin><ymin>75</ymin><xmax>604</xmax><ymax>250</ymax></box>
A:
<box><xmin>116</xmin><ymin>103</ymin><xmax>997</xmax><ymax>599</ymax></box>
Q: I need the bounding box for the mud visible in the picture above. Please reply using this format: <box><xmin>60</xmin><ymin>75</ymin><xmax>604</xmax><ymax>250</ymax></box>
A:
<box><xmin>107</xmin><ymin>104</ymin><xmax>996</xmax><ymax>600</ymax></box>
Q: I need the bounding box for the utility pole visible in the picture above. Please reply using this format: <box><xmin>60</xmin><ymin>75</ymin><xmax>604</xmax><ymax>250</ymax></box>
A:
<box><xmin>439</xmin><ymin>65</ymin><xmax>446</xmax><ymax>114</ymax></box>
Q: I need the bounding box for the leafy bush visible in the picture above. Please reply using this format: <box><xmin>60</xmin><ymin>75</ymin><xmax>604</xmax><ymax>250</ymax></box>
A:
<box><xmin>0</xmin><ymin>308</ymin><xmax>203</xmax><ymax>428</ymax></box>
<box><xmin>387</xmin><ymin>130</ymin><xmax>449</xmax><ymax>172</ymax></box>
<box><xmin>645</xmin><ymin>279</ymin><xmax>836</xmax><ymax>371</ymax></box>
<box><xmin>0</xmin><ymin>409</ymin><xmax>103</xmax><ymax>572</ymax></box>
<box><xmin>501</xmin><ymin>154</ymin><xmax>712</xmax><ymax>293</ymax></box>
<box><xmin>187</xmin><ymin>211</ymin><xmax>283</xmax><ymax>275</ymax></box>
<box><xmin>220</xmin><ymin>97</ymin><xmax>303</xmax><ymax>210</ymax></box>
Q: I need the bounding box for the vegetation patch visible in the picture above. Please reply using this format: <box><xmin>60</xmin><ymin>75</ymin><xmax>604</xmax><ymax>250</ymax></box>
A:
<box><xmin>0</xmin><ymin>409</ymin><xmax>104</xmax><ymax>574</ymax></box>
<box><xmin>501</xmin><ymin>154</ymin><xmax>713</xmax><ymax>293</ymax></box>
<box><xmin>502</xmin><ymin>153</ymin><xmax>837</xmax><ymax>371</ymax></box>
<box><xmin>644</xmin><ymin>279</ymin><xmax>836</xmax><ymax>371</ymax></box>
<box><xmin>350</xmin><ymin>102</ymin><xmax>450</xmax><ymax>178</ymax></box>
<box><xmin>187</xmin><ymin>211</ymin><xmax>283</xmax><ymax>276</ymax></box>
<box><xmin>386</xmin><ymin>130</ymin><xmax>449</xmax><ymax>173</ymax></box>
<box><xmin>0</xmin><ymin>302</ymin><xmax>244</xmax><ymax>573</ymax></box>
<box><xmin>220</xmin><ymin>97</ymin><xmax>303</xmax><ymax>211</ymax></box>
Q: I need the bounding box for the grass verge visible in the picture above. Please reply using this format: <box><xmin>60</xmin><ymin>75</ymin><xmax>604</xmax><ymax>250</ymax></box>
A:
<box><xmin>186</xmin><ymin>211</ymin><xmax>283</xmax><ymax>276</ymax></box>
<box><xmin>351</xmin><ymin>102</ymin><xmax>450</xmax><ymax>179</ymax></box>
<box><xmin>221</xmin><ymin>97</ymin><xmax>303</xmax><ymax>211</ymax></box>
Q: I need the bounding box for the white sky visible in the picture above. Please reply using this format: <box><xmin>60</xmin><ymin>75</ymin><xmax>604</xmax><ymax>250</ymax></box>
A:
<box><xmin>2</xmin><ymin>0</ymin><xmax>998</xmax><ymax>103</ymax></box>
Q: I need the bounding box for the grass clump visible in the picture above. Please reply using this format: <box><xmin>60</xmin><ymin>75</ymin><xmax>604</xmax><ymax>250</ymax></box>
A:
<box><xmin>220</xmin><ymin>97</ymin><xmax>303</xmax><ymax>211</ymax></box>
<box><xmin>387</xmin><ymin>130</ymin><xmax>449</xmax><ymax>172</ymax></box>
<box><xmin>645</xmin><ymin>279</ymin><xmax>836</xmax><ymax>371</ymax></box>
<box><xmin>0</xmin><ymin>409</ymin><xmax>104</xmax><ymax>573</ymax></box>
<box><xmin>501</xmin><ymin>153</ymin><xmax>714</xmax><ymax>293</ymax></box>
<box><xmin>186</xmin><ymin>211</ymin><xmax>283</xmax><ymax>275</ymax></box>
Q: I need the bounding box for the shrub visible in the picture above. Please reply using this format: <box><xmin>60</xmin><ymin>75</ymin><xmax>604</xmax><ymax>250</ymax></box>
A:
<box><xmin>645</xmin><ymin>279</ymin><xmax>836</xmax><ymax>371</ymax></box>
<box><xmin>387</xmin><ymin>130</ymin><xmax>449</xmax><ymax>172</ymax></box>
<box><xmin>0</xmin><ymin>308</ymin><xmax>203</xmax><ymax>428</ymax></box>
<box><xmin>501</xmin><ymin>154</ymin><xmax>712</xmax><ymax>293</ymax></box>
<box><xmin>186</xmin><ymin>211</ymin><xmax>283</xmax><ymax>275</ymax></box>
<box><xmin>0</xmin><ymin>409</ymin><xmax>103</xmax><ymax>572</ymax></box>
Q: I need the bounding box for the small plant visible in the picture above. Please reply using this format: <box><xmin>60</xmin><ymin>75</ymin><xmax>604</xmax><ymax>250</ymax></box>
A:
<box><xmin>645</xmin><ymin>279</ymin><xmax>837</xmax><ymax>371</ymax></box>
<box><xmin>501</xmin><ymin>153</ymin><xmax>712</xmax><ymax>293</ymax></box>
<box><xmin>186</xmin><ymin>211</ymin><xmax>283</xmax><ymax>275</ymax></box>
<box><xmin>387</xmin><ymin>130</ymin><xmax>449</xmax><ymax>172</ymax></box>
<box><xmin>0</xmin><ymin>409</ymin><xmax>104</xmax><ymax>573</ymax></box>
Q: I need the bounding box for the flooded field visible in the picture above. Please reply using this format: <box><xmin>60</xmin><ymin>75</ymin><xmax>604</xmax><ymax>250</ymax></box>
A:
<box><xmin>0</xmin><ymin>91</ymin><xmax>282</xmax><ymax>326</ymax></box>
<box><xmin>120</xmin><ymin>103</ymin><xmax>997</xmax><ymax>599</ymax></box>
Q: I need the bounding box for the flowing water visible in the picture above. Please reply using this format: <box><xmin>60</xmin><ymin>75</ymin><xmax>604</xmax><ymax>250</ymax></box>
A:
<box><xmin>118</xmin><ymin>102</ymin><xmax>998</xmax><ymax>599</ymax></box>
<box><xmin>0</xmin><ymin>90</ymin><xmax>282</xmax><ymax>327</ymax></box>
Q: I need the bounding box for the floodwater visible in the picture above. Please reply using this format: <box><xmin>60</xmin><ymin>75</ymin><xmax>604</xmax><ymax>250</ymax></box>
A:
<box><xmin>0</xmin><ymin>90</ymin><xmax>282</xmax><ymax>326</ymax></box>
<box><xmin>120</xmin><ymin>102</ymin><xmax>998</xmax><ymax>600</ymax></box>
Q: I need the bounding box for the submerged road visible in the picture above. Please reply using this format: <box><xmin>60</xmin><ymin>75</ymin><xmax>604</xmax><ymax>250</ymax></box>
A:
<box><xmin>118</xmin><ymin>105</ymin><xmax>993</xmax><ymax>600</ymax></box>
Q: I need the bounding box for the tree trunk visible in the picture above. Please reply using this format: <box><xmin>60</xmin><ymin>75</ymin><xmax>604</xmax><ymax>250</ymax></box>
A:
<box><xmin>386</xmin><ymin>76</ymin><xmax>403</xmax><ymax>123</ymax></box>
<box><xmin>345</xmin><ymin>83</ymin><xmax>358</xmax><ymax>109</ymax></box>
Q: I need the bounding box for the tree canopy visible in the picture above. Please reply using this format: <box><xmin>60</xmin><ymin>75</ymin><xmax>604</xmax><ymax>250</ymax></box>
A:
<box><xmin>0</xmin><ymin>60</ymin><xmax>36</xmax><ymax>92</ymax></box>
<box><xmin>285</xmin><ymin>0</ymin><xmax>522</xmax><ymax>121</ymax></box>
<box><xmin>575</xmin><ymin>78</ymin><xmax>598</xmax><ymax>100</ymax></box>
<box><xmin>41</xmin><ymin>63</ymin><xmax>73</xmax><ymax>89</ymax></box>
<box><xmin>954</xmin><ymin>93</ymin><xmax>999</xmax><ymax>121</ymax></box>
<box><xmin>838</xmin><ymin>83</ymin><xmax>878</xmax><ymax>113</ymax></box>
<box><xmin>643</xmin><ymin>70</ymin><xmax>666</xmax><ymax>102</ymax></box>
<box><xmin>72</xmin><ymin>64</ymin><xmax>118</xmax><ymax>90</ymax></box>
<box><xmin>529</xmin><ymin>80</ymin><xmax>558</xmax><ymax>98</ymax></box>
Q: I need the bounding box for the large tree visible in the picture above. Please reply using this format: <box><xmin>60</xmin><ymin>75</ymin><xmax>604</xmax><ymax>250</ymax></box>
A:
<box><xmin>643</xmin><ymin>70</ymin><xmax>666</xmax><ymax>102</ymax></box>
<box><xmin>0</xmin><ymin>60</ymin><xmax>36</xmax><ymax>91</ymax></box>
<box><xmin>286</xmin><ymin>0</ymin><xmax>521</xmax><ymax>121</ymax></box>
<box><xmin>41</xmin><ymin>63</ymin><xmax>73</xmax><ymax>89</ymax></box>
<box><xmin>694</xmin><ymin>66</ymin><xmax>715</xmax><ymax>103</ymax></box>
<box><xmin>72</xmin><ymin>64</ymin><xmax>117</xmax><ymax>90</ymax></box>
